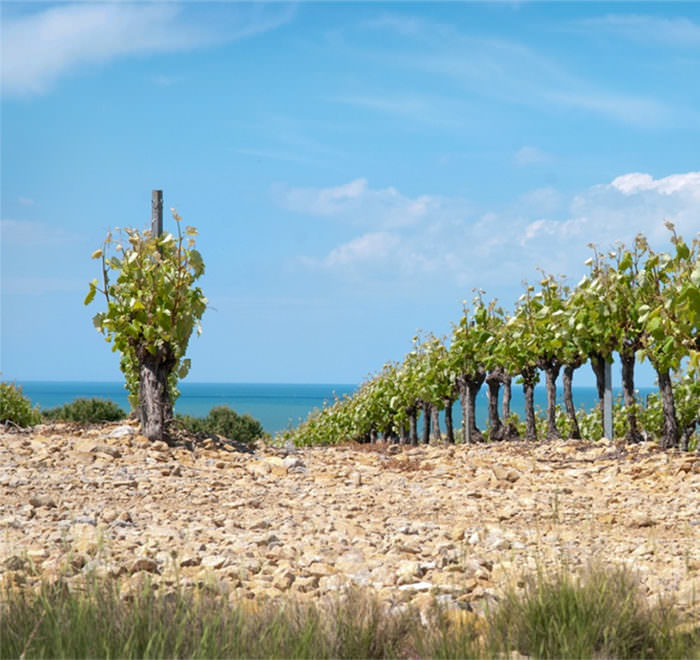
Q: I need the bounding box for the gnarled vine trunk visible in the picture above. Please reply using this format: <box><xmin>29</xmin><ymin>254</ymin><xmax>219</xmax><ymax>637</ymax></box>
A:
<box><xmin>430</xmin><ymin>404</ymin><xmax>441</xmax><ymax>442</ymax></box>
<box><xmin>590</xmin><ymin>352</ymin><xmax>607</xmax><ymax>430</ymax></box>
<box><xmin>500</xmin><ymin>373</ymin><xmax>519</xmax><ymax>440</ymax></box>
<box><xmin>407</xmin><ymin>407</ymin><xmax>418</xmax><ymax>446</ymax></box>
<box><xmin>443</xmin><ymin>397</ymin><xmax>455</xmax><ymax>443</ymax></box>
<box><xmin>541</xmin><ymin>361</ymin><xmax>562</xmax><ymax>440</ymax></box>
<box><xmin>398</xmin><ymin>421</ymin><xmax>408</xmax><ymax>445</ymax></box>
<box><xmin>620</xmin><ymin>350</ymin><xmax>643</xmax><ymax>444</ymax></box>
<box><xmin>466</xmin><ymin>371</ymin><xmax>486</xmax><ymax>443</ymax></box>
<box><xmin>562</xmin><ymin>363</ymin><xmax>581</xmax><ymax>439</ymax></box>
<box><xmin>458</xmin><ymin>379</ymin><xmax>468</xmax><ymax>443</ymax></box>
<box><xmin>656</xmin><ymin>368</ymin><xmax>679</xmax><ymax>450</ymax></box>
<box><xmin>421</xmin><ymin>402</ymin><xmax>431</xmax><ymax>444</ymax></box>
<box><xmin>486</xmin><ymin>369</ymin><xmax>504</xmax><ymax>441</ymax></box>
<box><xmin>138</xmin><ymin>348</ymin><xmax>176</xmax><ymax>442</ymax></box>
<box><xmin>522</xmin><ymin>366</ymin><xmax>538</xmax><ymax>441</ymax></box>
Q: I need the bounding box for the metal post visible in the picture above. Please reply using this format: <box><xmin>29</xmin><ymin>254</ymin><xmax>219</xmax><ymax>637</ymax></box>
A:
<box><xmin>151</xmin><ymin>190</ymin><xmax>163</xmax><ymax>237</ymax></box>
<box><xmin>603</xmin><ymin>360</ymin><xmax>613</xmax><ymax>440</ymax></box>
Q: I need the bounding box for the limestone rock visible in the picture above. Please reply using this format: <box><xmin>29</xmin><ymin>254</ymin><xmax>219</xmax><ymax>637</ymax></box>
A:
<box><xmin>29</xmin><ymin>495</ymin><xmax>56</xmax><ymax>508</ymax></box>
<box><xmin>90</xmin><ymin>444</ymin><xmax>121</xmax><ymax>459</ymax></box>
<box><xmin>201</xmin><ymin>555</ymin><xmax>227</xmax><ymax>570</ymax></box>
<box><xmin>2</xmin><ymin>425</ymin><xmax>698</xmax><ymax>623</ymax></box>
<box><xmin>130</xmin><ymin>558</ymin><xmax>159</xmax><ymax>574</ymax></box>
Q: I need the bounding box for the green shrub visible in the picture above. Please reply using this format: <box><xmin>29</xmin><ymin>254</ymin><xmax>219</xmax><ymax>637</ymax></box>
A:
<box><xmin>0</xmin><ymin>578</ymin><xmax>418</xmax><ymax>659</ymax></box>
<box><xmin>43</xmin><ymin>397</ymin><xmax>126</xmax><ymax>423</ymax></box>
<box><xmin>486</xmin><ymin>563</ymin><xmax>693</xmax><ymax>659</ymax></box>
<box><xmin>178</xmin><ymin>405</ymin><xmax>263</xmax><ymax>444</ymax></box>
<box><xmin>0</xmin><ymin>381</ymin><xmax>41</xmax><ymax>427</ymax></box>
<box><xmin>2</xmin><ymin>567</ymin><xmax>696</xmax><ymax>659</ymax></box>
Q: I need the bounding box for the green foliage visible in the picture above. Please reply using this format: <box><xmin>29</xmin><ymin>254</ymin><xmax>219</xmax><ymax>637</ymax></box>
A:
<box><xmin>42</xmin><ymin>398</ymin><xmax>126</xmax><ymax>423</ymax></box>
<box><xmin>282</xmin><ymin>227</ymin><xmax>698</xmax><ymax>449</ymax></box>
<box><xmin>0</xmin><ymin>381</ymin><xmax>41</xmax><ymax>427</ymax></box>
<box><xmin>1</xmin><ymin>579</ymin><xmax>419</xmax><ymax>660</ymax></box>
<box><xmin>486</xmin><ymin>563</ymin><xmax>692</xmax><ymax>659</ymax></box>
<box><xmin>178</xmin><ymin>405</ymin><xmax>263</xmax><ymax>445</ymax></box>
<box><xmin>86</xmin><ymin>212</ymin><xmax>207</xmax><ymax>410</ymax></box>
<box><xmin>4</xmin><ymin>567</ymin><xmax>695</xmax><ymax>660</ymax></box>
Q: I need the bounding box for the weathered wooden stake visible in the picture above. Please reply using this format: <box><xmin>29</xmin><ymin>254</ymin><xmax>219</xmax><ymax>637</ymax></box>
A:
<box><xmin>603</xmin><ymin>360</ymin><xmax>613</xmax><ymax>440</ymax></box>
<box><xmin>151</xmin><ymin>190</ymin><xmax>163</xmax><ymax>237</ymax></box>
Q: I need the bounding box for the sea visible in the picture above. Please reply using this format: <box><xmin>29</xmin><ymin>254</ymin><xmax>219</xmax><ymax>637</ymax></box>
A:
<box><xmin>15</xmin><ymin>381</ymin><xmax>657</xmax><ymax>436</ymax></box>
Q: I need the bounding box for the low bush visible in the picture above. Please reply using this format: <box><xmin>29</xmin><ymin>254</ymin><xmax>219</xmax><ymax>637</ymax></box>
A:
<box><xmin>178</xmin><ymin>405</ymin><xmax>263</xmax><ymax>444</ymax></box>
<box><xmin>0</xmin><ymin>381</ymin><xmax>41</xmax><ymax>427</ymax></box>
<box><xmin>485</xmin><ymin>563</ymin><xmax>694</xmax><ymax>659</ymax></box>
<box><xmin>0</xmin><ymin>580</ymin><xmax>417</xmax><ymax>659</ymax></box>
<box><xmin>42</xmin><ymin>397</ymin><xmax>126</xmax><ymax>423</ymax></box>
<box><xmin>3</xmin><ymin>564</ymin><xmax>696</xmax><ymax>659</ymax></box>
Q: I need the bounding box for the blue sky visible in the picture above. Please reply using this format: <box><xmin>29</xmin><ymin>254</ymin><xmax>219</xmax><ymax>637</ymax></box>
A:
<box><xmin>2</xmin><ymin>2</ymin><xmax>699</xmax><ymax>387</ymax></box>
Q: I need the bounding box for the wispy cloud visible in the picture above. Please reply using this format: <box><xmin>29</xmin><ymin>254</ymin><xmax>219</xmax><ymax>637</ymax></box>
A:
<box><xmin>0</xmin><ymin>219</ymin><xmax>86</xmax><ymax>246</ymax></box>
<box><xmin>235</xmin><ymin>147</ymin><xmax>314</xmax><ymax>165</ymax></box>
<box><xmin>284</xmin><ymin>172</ymin><xmax>700</xmax><ymax>298</ymax></box>
<box><xmin>361</xmin><ymin>12</ymin><xmax>681</xmax><ymax>128</ymax></box>
<box><xmin>18</xmin><ymin>196</ymin><xmax>36</xmax><ymax>207</ymax></box>
<box><xmin>545</xmin><ymin>91</ymin><xmax>670</xmax><ymax>127</ymax></box>
<box><xmin>151</xmin><ymin>74</ymin><xmax>184</xmax><ymax>88</ymax></box>
<box><xmin>279</xmin><ymin>178</ymin><xmax>464</xmax><ymax>229</ymax></box>
<box><xmin>514</xmin><ymin>146</ymin><xmax>554</xmax><ymax>166</ymax></box>
<box><xmin>1</xmin><ymin>3</ymin><xmax>295</xmax><ymax>97</ymax></box>
<box><xmin>609</xmin><ymin>171</ymin><xmax>700</xmax><ymax>197</ymax></box>
<box><xmin>303</xmin><ymin>231</ymin><xmax>400</xmax><ymax>269</ymax></box>
<box><xmin>331</xmin><ymin>93</ymin><xmax>466</xmax><ymax>127</ymax></box>
<box><xmin>578</xmin><ymin>14</ymin><xmax>700</xmax><ymax>47</ymax></box>
<box><xmin>2</xmin><ymin>276</ymin><xmax>86</xmax><ymax>296</ymax></box>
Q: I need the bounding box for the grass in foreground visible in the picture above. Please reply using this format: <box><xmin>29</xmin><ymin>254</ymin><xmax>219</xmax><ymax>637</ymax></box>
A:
<box><xmin>1</xmin><ymin>565</ymin><xmax>697</xmax><ymax>659</ymax></box>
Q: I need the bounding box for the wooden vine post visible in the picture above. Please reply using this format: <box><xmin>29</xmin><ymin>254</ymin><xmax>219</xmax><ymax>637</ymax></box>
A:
<box><xmin>151</xmin><ymin>189</ymin><xmax>163</xmax><ymax>237</ymax></box>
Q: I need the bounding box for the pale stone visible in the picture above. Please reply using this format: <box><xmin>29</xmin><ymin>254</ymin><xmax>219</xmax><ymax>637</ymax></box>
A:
<box><xmin>201</xmin><ymin>555</ymin><xmax>227</xmax><ymax>570</ymax></box>
<box><xmin>3</xmin><ymin>426</ymin><xmax>698</xmax><ymax>624</ymax></box>
<box><xmin>272</xmin><ymin>567</ymin><xmax>295</xmax><ymax>590</ymax></box>
<box><xmin>26</xmin><ymin>548</ymin><xmax>48</xmax><ymax>562</ymax></box>
<box><xmin>109</xmin><ymin>425</ymin><xmax>134</xmax><ymax>438</ymax></box>
<box><xmin>398</xmin><ymin>581</ymin><xmax>433</xmax><ymax>592</ymax></box>
<box><xmin>29</xmin><ymin>495</ymin><xmax>56</xmax><ymax>508</ymax></box>
<box><xmin>450</xmin><ymin>526</ymin><xmax>466</xmax><ymax>541</ymax></box>
<box><xmin>265</xmin><ymin>456</ymin><xmax>289</xmax><ymax>476</ymax></box>
<box><xmin>628</xmin><ymin>513</ymin><xmax>656</xmax><ymax>528</ymax></box>
<box><xmin>396</xmin><ymin>560</ymin><xmax>423</xmax><ymax>585</ymax></box>
<box><xmin>130</xmin><ymin>558</ymin><xmax>159</xmax><ymax>574</ymax></box>
<box><xmin>90</xmin><ymin>444</ymin><xmax>121</xmax><ymax>459</ymax></box>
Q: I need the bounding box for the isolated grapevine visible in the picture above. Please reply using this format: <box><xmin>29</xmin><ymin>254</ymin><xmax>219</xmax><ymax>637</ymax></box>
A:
<box><xmin>85</xmin><ymin>211</ymin><xmax>207</xmax><ymax>442</ymax></box>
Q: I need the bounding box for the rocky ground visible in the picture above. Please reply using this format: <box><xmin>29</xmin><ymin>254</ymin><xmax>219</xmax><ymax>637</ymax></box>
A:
<box><xmin>1</xmin><ymin>421</ymin><xmax>698</xmax><ymax>623</ymax></box>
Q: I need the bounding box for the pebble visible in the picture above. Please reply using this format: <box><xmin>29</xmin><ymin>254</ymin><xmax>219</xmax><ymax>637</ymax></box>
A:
<box><xmin>1</xmin><ymin>422</ymin><xmax>697</xmax><ymax>623</ymax></box>
<box><xmin>29</xmin><ymin>495</ymin><xmax>56</xmax><ymax>508</ymax></box>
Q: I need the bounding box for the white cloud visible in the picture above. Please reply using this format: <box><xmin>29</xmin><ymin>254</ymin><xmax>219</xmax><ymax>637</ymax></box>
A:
<box><xmin>18</xmin><ymin>196</ymin><xmax>36</xmax><ymax>207</ymax></box>
<box><xmin>580</xmin><ymin>14</ymin><xmax>700</xmax><ymax>47</ymax></box>
<box><xmin>545</xmin><ymin>91</ymin><xmax>670</xmax><ymax>127</ymax></box>
<box><xmin>151</xmin><ymin>74</ymin><xmax>184</xmax><ymax>88</ymax></box>
<box><xmin>514</xmin><ymin>146</ymin><xmax>553</xmax><ymax>166</ymax></box>
<box><xmin>519</xmin><ymin>187</ymin><xmax>562</xmax><ymax>214</ymax></box>
<box><xmin>332</xmin><ymin>93</ymin><xmax>466</xmax><ymax>127</ymax></box>
<box><xmin>1</xmin><ymin>3</ymin><xmax>294</xmax><ymax>96</ymax></box>
<box><xmin>0</xmin><ymin>219</ymin><xmax>85</xmax><ymax>246</ymax></box>
<box><xmin>279</xmin><ymin>178</ymin><xmax>454</xmax><ymax>229</ymax></box>
<box><xmin>361</xmin><ymin>12</ymin><xmax>681</xmax><ymax>128</ymax></box>
<box><xmin>610</xmin><ymin>171</ymin><xmax>700</xmax><ymax>197</ymax></box>
<box><xmin>287</xmin><ymin>171</ymin><xmax>700</xmax><ymax>299</ymax></box>
<box><xmin>316</xmin><ymin>232</ymin><xmax>400</xmax><ymax>267</ymax></box>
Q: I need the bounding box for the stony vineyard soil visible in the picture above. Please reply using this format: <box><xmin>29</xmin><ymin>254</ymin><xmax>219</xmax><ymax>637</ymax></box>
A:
<box><xmin>1</xmin><ymin>422</ymin><xmax>698</xmax><ymax>623</ymax></box>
